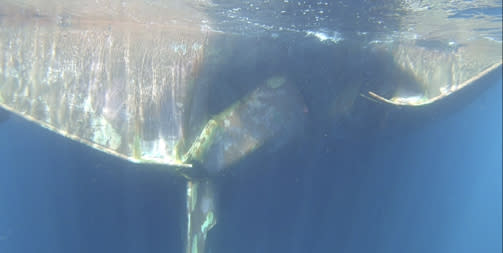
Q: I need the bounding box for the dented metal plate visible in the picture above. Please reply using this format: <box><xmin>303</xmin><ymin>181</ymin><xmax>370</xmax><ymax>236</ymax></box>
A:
<box><xmin>183</xmin><ymin>76</ymin><xmax>305</xmax><ymax>174</ymax></box>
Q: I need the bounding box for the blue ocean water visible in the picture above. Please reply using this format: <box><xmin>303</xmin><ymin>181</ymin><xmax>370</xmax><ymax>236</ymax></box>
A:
<box><xmin>0</xmin><ymin>1</ymin><xmax>502</xmax><ymax>253</ymax></box>
<box><xmin>210</xmin><ymin>77</ymin><xmax>502</xmax><ymax>253</ymax></box>
<box><xmin>0</xmin><ymin>77</ymin><xmax>500</xmax><ymax>253</ymax></box>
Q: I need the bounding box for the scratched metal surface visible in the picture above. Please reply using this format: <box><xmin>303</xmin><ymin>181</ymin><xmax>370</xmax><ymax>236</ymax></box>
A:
<box><xmin>0</xmin><ymin>1</ymin><xmax>212</xmax><ymax>167</ymax></box>
<box><xmin>0</xmin><ymin>0</ymin><xmax>501</xmax><ymax>166</ymax></box>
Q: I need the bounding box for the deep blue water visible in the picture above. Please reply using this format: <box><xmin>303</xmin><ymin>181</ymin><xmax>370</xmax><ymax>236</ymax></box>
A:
<box><xmin>210</xmin><ymin>77</ymin><xmax>502</xmax><ymax>253</ymax></box>
<box><xmin>0</xmin><ymin>2</ymin><xmax>502</xmax><ymax>252</ymax></box>
<box><xmin>0</xmin><ymin>76</ymin><xmax>501</xmax><ymax>253</ymax></box>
